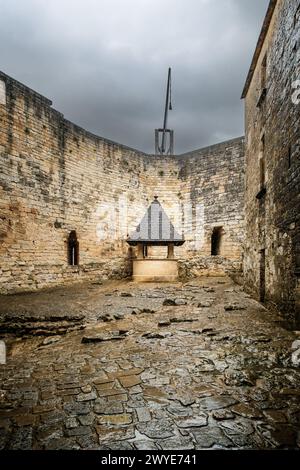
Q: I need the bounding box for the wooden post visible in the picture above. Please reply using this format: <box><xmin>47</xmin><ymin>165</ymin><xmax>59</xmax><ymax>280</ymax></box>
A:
<box><xmin>167</xmin><ymin>243</ymin><xmax>174</xmax><ymax>259</ymax></box>
<box><xmin>137</xmin><ymin>243</ymin><xmax>144</xmax><ymax>259</ymax></box>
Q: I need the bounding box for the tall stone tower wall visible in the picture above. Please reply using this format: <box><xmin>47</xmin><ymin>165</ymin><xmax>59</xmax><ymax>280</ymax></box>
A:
<box><xmin>243</xmin><ymin>0</ymin><xmax>300</xmax><ymax>320</ymax></box>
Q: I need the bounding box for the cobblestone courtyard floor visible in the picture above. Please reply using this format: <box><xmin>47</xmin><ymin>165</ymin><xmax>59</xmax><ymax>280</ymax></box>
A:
<box><xmin>0</xmin><ymin>277</ymin><xmax>300</xmax><ymax>450</ymax></box>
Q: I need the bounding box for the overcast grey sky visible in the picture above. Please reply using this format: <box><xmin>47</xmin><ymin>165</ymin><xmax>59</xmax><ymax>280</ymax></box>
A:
<box><xmin>0</xmin><ymin>0</ymin><xmax>269</xmax><ymax>153</ymax></box>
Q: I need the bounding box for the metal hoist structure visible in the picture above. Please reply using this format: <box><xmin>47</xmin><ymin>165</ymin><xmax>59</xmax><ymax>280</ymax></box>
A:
<box><xmin>155</xmin><ymin>67</ymin><xmax>174</xmax><ymax>155</ymax></box>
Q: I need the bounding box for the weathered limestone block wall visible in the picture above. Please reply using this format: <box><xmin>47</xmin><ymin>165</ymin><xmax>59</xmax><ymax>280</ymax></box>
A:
<box><xmin>243</xmin><ymin>0</ymin><xmax>300</xmax><ymax>320</ymax></box>
<box><xmin>175</xmin><ymin>138</ymin><xmax>245</xmax><ymax>278</ymax></box>
<box><xmin>178</xmin><ymin>138</ymin><xmax>245</xmax><ymax>260</ymax></box>
<box><xmin>0</xmin><ymin>70</ymin><xmax>245</xmax><ymax>293</ymax></box>
<box><xmin>0</xmin><ymin>71</ymin><xmax>153</xmax><ymax>293</ymax></box>
<box><xmin>135</xmin><ymin>138</ymin><xmax>245</xmax><ymax>276</ymax></box>
<box><xmin>136</xmin><ymin>154</ymin><xmax>182</xmax><ymax>260</ymax></box>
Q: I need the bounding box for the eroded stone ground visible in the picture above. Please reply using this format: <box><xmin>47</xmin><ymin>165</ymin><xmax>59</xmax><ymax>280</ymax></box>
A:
<box><xmin>0</xmin><ymin>277</ymin><xmax>300</xmax><ymax>450</ymax></box>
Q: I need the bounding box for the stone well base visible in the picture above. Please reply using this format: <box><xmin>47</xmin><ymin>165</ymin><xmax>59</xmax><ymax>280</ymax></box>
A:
<box><xmin>132</xmin><ymin>259</ymin><xmax>178</xmax><ymax>282</ymax></box>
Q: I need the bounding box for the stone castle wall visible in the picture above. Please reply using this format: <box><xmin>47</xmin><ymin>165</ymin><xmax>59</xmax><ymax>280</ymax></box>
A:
<box><xmin>177</xmin><ymin>139</ymin><xmax>245</xmax><ymax>260</ymax></box>
<box><xmin>0</xmin><ymin>71</ymin><xmax>245</xmax><ymax>293</ymax></box>
<box><xmin>243</xmin><ymin>0</ymin><xmax>300</xmax><ymax>320</ymax></box>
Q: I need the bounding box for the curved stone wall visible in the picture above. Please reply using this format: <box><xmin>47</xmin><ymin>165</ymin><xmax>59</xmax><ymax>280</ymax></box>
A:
<box><xmin>0</xmin><ymin>71</ymin><xmax>245</xmax><ymax>293</ymax></box>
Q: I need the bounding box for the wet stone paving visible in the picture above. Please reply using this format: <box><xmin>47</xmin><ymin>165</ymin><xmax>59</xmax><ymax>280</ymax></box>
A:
<box><xmin>0</xmin><ymin>277</ymin><xmax>300</xmax><ymax>450</ymax></box>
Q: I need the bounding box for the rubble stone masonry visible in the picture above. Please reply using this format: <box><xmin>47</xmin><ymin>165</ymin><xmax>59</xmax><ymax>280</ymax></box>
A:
<box><xmin>243</xmin><ymin>0</ymin><xmax>300</xmax><ymax>320</ymax></box>
<box><xmin>0</xmin><ymin>71</ymin><xmax>244</xmax><ymax>293</ymax></box>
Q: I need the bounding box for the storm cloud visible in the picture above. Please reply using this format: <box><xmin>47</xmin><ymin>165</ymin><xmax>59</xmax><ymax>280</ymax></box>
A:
<box><xmin>0</xmin><ymin>0</ymin><xmax>269</xmax><ymax>153</ymax></box>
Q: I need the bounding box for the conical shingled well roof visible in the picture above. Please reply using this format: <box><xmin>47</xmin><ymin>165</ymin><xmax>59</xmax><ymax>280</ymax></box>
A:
<box><xmin>127</xmin><ymin>197</ymin><xmax>185</xmax><ymax>246</ymax></box>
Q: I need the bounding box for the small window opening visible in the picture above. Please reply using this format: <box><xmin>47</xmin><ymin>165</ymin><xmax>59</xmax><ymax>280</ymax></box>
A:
<box><xmin>68</xmin><ymin>230</ymin><xmax>79</xmax><ymax>266</ymax></box>
<box><xmin>143</xmin><ymin>245</ymin><xmax>148</xmax><ymax>258</ymax></box>
<box><xmin>211</xmin><ymin>227</ymin><xmax>223</xmax><ymax>256</ymax></box>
